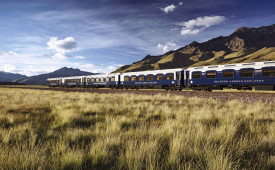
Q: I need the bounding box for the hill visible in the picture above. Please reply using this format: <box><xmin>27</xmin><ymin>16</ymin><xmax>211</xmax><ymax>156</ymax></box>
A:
<box><xmin>0</xmin><ymin>71</ymin><xmax>27</xmax><ymax>82</ymax></box>
<box><xmin>15</xmin><ymin>67</ymin><xmax>95</xmax><ymax>85</ymax></box>
<box><xmin>113</xmin><ymin>24</ymin><xmax>275</xmax><ymax>73</ymax></box>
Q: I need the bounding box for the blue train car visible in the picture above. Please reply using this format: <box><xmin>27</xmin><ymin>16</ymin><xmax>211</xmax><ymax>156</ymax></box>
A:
<box><xmin>86</xmin><ymin>73</ymin><xmax>120</xmax><ymax>88</ymax></box>
<box><xmin>187</xmin><ymin>61</ymin><xmax>275</xmax><ymax>91</ymax></box>
<box><xmin>120</xmin><ymin>68</ymin><xmax>185</xmax><ymax>90</ymax></box>
<box><xmin>63</xmin><ymin>76</ymin><xmax>85</xmax><ymax>87</ymax></box>
<box><xmin>46</xmin><ymin>77</ymin><xmax>63</xmax><ymax>87</ymax></box>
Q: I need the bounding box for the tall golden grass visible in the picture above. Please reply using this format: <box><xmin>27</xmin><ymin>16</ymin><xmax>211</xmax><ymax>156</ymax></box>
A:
<box><xmin>0</xmin><ymin>88</ymin><xmax>274</xmax><ymax>169</ymax></box>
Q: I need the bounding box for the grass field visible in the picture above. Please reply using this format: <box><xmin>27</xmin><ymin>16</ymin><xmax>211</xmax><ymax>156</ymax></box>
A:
<box><xmin>1</xmin><ymin>85</ymin><xmax>275</xmax><ymax>94</ymax></box>
<box><xmin>0</xmin><ymin>88</ymin><xmax>274</xmax><ymax>169</ymax></box>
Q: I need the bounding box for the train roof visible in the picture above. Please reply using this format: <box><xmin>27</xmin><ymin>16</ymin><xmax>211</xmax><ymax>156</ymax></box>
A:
<box><xmin>47</xmin><ymin>75</ymin><xmax>87</xmax><ymax>80</ymax></box>
<box><xmin>187</xmin><ymin>61</ymin><xmax>275</xmax><ymax>72</ymax></box>
<box><xmin>120</xmin><ymin>68</ymin><xmax>184</xmax><ymax>76</ymax></box>
<box><xmin>86</xmin><ymin>73</ymin><xmax>120</xmax><ymax>78</ymax></box>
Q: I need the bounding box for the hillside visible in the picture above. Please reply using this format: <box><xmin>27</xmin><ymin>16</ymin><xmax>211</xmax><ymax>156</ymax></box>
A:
<box><xmin>15</xmin><ymin>67</ymin><xmax>95</xmax><ymax>85</ymax></box>
<box><xmin>0</xmin><ymin>71</ymin><xmax>27</xmax><ymax>82</ymax></box>
<box><xmin>113</xmin><ymin>24</ymin><xmax>275</xmax><ymax>73</ymax></box>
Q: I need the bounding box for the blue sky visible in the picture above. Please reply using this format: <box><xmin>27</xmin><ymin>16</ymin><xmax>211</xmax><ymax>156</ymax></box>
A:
<box><xmin>0</xmin><ymin>0</ymin><xmax>274</xmax><ymax>76</ymax></box>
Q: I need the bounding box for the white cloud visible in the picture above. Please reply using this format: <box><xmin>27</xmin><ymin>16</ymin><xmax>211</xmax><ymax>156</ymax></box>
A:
<box><xmin>80</xmin><ymin>64</ymin><xmax>103</xmax><ymax>68</ymax></box>
<box><xmin>161</xmin><ymin>2</ymin><xmax>183</xmax><ymax>14</ymax></box>
<box><xmin>92</xmin><ymin>69</ymin><xmax>103</xmax><ymax>73</ymax></box>
<box><xmin>161</xmin><ymin>4</ymin><xmax>176</xmax><ymax>14</ymax></box>
<box><xmin>0</xmin><ymin>51</ymin><xmax>17</xmax><ymax>57</ymax></box>
<box><xmin>107</xmin><ymin>66</ymin><xmax>116</xmax><ymax>70</ymax></box>
<box><xmin>75</xmin><ymin>56</ymin><xmax>85</xmax><ymax>59</ymax></box>
<box><xmin>180</xmin><ymin>28</ymin><xmax>201</xmax><ymax>35</ymax></box>
<box><xmin>178</xmin><ymin>16</ymin><xmax>226</xmax><ymax>35</ymax></box>
<box><xmin>52</xmin><ymin>53</ymin><xmax>70</xmax><ymax>60</ymax></box>
<box><xmin>47</xmin><ymin>37</ymin><xmax>77</xmax><ymax>59</ymax></box>
<box><xmin>0</xmin><ymin>64</ymin><xmax>18</xmax><ymax>73</ymax></box>
<box><xmin>47</xmin><ymin>37</ymin><xmax>77</xmax><ymax>53</ymax></box>
<box><xmin>157</xmin><ymin>42</ymin><xmax>176</xmax><ymax>53</ymax></box>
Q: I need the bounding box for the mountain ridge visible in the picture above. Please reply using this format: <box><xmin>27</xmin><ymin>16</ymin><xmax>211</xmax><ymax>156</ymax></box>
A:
<box><xmin>15</xmin><ymin>67</ymin><xmax>96</xmax><ymax>85</ymax></box>
<box><xmin>113</xmin><ymin>24</ymin><xmax>275</xmax><ymax>73</ymax></box>
<box><xmin>0</xmin><ymin>71</ymin><xmax>27</xmax><ymax>82</ymax></box>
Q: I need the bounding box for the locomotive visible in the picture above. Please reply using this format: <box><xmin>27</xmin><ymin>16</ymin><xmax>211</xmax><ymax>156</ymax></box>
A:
<box><xmin>47</xmin><ymin>61</ymin><xmax>275</xmax><ymax>91</ymax></box>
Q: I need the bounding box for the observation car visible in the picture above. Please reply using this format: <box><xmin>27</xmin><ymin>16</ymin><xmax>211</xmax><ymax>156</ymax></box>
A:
<box><xmin>187</xmin><ymin>61</ymin><xmax>275</xmax><ymax>91</ymax></box>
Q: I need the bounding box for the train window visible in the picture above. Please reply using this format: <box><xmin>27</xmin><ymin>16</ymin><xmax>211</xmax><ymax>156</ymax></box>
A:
<box><xmin>262</xmin><ymin>69</ymin><xmax>275</xmax><ymax>77</ymax></box>
<box><xmin>139</xmin><ymin>76</ymin><xmax>144</xmax><ymax>81</ymax></box>
<box><xmin>147</xmin><ymin>75</ymin><xmax>153</xmax><ymax>81</ymax></box>
<box><xmin>91</xmin><ymin>78</ymin><xmax>95</xmax><ymax>82</ymax></box>
<box><xmin>100</xmin><ymin>78</ymin><xmax>104</xmax><ymax>82</ymax></box>
<box><xmin>223</xmin><ymin>71</ymin><xmax>234</xmax><ymax>78</ymax></box>
<box><xmin>157</xmin><ymin>75</ymin><xmax>163</xmax><ymax>80</ymax></box>
<box><xmin>124</xmin><ymin>76</ymin><xmax>129</xmax><ymax>81</ymax></box>
<box><xmin>166</xmin><ymin>74</ymin><xmax>174</xmax><ymax>80</ymax></box>
<box><xmin>77</xmin><ymin>79</ymin><xmax>80</xmax><ymax>82</ymax></box>
<box><xmin>131</xmin><ymin>76</ymin><xmax>136</xmax><ymax>81</ymax></box>
<box><xmin>111</xmin><ymin>77</ymin><xmax>115</xmax><ymax>81</ymax></box>
<box><xmin>96</xmin><ymin>78</ymin><xmax>99</xmax><ymax>82</ymax></box>
<box><xmin>240</xmin><ymin>70</ymin><xmax>254</xmax><ymax>77</ymax></box>
<box><xmin>87</xmin><ymin>78</ymin><xmax>90</xmax><ymax>82</ymax></box>
<box><xmin>74</xmin><ymin>79</ymin><xmax>77</xmax><ymax>82</ymax></box>
<box><xmin>106</xmin><ymin>77</ymin><xmax>110</xmax><ymax>82</ymax></box>
<box><xmin>192</xmin><ymin>73</ymin><xmax>201</xmax><ymax>79</ymax></box>
<box><xmin>206</xmin><ymin>72</ymin><xmax>216</xmax><ymax>79</ymax></box>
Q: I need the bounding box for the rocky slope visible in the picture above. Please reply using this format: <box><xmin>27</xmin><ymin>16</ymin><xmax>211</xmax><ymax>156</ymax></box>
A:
<box><xmin>113</xmin><ymin>24</ymin><xmax>275</xmax><ymax>73</ymax></box>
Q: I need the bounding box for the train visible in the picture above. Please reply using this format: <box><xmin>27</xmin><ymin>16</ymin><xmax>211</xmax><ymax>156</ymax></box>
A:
<box><xmin>47</xmin><ymin>61</ymin><xmax>275</xmax><ymax>91</ymax></box>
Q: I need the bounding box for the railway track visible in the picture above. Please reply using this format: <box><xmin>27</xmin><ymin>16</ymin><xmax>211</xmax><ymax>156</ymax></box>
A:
<box><xmin>1</xmin><ymin>86</ymin><xmax>275</xmax><ymax>104</ymax></box>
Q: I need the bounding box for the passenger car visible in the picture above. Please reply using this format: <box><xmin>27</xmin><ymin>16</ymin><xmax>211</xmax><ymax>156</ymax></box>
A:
<box><xmin>46</xmin><ymin>61</ymin><xmax>275</xmax><ymax>91</ymax></box>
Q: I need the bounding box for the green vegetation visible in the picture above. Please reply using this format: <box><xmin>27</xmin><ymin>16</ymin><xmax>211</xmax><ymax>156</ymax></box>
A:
<box><xmin>0</xmin><ymin>88</ymin><xmax>274</xmax><ymax>169</ymax></box>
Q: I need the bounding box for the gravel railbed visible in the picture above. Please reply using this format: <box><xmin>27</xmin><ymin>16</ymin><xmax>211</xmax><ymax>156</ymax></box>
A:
<box><xmin>1</xmin><ymin>86</ymin><xmax>275</xmax><ymax>105</ymax></box>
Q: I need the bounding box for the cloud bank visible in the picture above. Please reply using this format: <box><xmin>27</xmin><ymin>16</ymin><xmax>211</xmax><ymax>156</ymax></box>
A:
<box><xmin>47</xmin><ymin>37</ymin><xmax>78</xmax><ymax>59</ymax></box>
<box><xmin>178</xmin><ymin>16</ymin><xmax>226</xmax><ymax>35</ymax></box>
<box><xmin>157</xmin><ymin>42</ymin><xmax>176</xmax><ymax>53</ymax></box>
<box><xmin>47</xmin><ymin>37</ymin><xmax>76</xmax><ymax>53</ymax></box>
<box><xmin>0</xmin><ymin>51</ymin><xmax>17</xmax><ymax>57</ymax></box>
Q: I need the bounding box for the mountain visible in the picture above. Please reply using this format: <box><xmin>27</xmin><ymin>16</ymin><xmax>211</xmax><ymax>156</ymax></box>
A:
<box><xmin>0</xmin><ymin>71</ymin><xmax>27</xmax><ymax>82</ymax></box>
<box><xmin>113</xmin><ymin>24</ymin><xmax>275</xmax><ymax>73</ymax></box>
<box><xmin>15</xmin><ymin>67</ymin><xmax>95</xmax><ymax>85</ymax></box>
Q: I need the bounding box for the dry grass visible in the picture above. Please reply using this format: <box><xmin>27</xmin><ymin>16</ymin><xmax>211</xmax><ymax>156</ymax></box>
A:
<box><xmin>0</xmin><ymin>88</ymin><xmax>274</xmax><ymax>169</ymax></box>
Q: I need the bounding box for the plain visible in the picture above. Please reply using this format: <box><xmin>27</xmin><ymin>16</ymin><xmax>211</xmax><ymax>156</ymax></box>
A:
<box><xmin>0</xmin><ymin>88</ymin><xmax>274</xmax><ymax>169</ymax></box>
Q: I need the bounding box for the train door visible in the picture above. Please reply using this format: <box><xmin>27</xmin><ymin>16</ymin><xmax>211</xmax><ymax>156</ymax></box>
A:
<box><xmin>82</xmin><ymin>77</ymin><xmax>86</xmax><ymax>87</ymax></box>
<box><xmin>185</xmin><ymin>71</ymin><xmax>189</xmax><ymax>86</ymax></box>
<box><xmin>176</xmin><ymin>72</ymin><xmax>181</xmax><ymax>85</ymax></box>
<box><xmin>181</xmin><ymin>70</ymin><xmax>185</xmax><ymax>86</ymax></box>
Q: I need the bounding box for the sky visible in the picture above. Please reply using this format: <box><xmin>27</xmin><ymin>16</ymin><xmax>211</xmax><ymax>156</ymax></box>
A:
<box><xmin>0</xmin><ymin>0</ymin><xmax>275</xmax><ymax>76</ymax></box>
